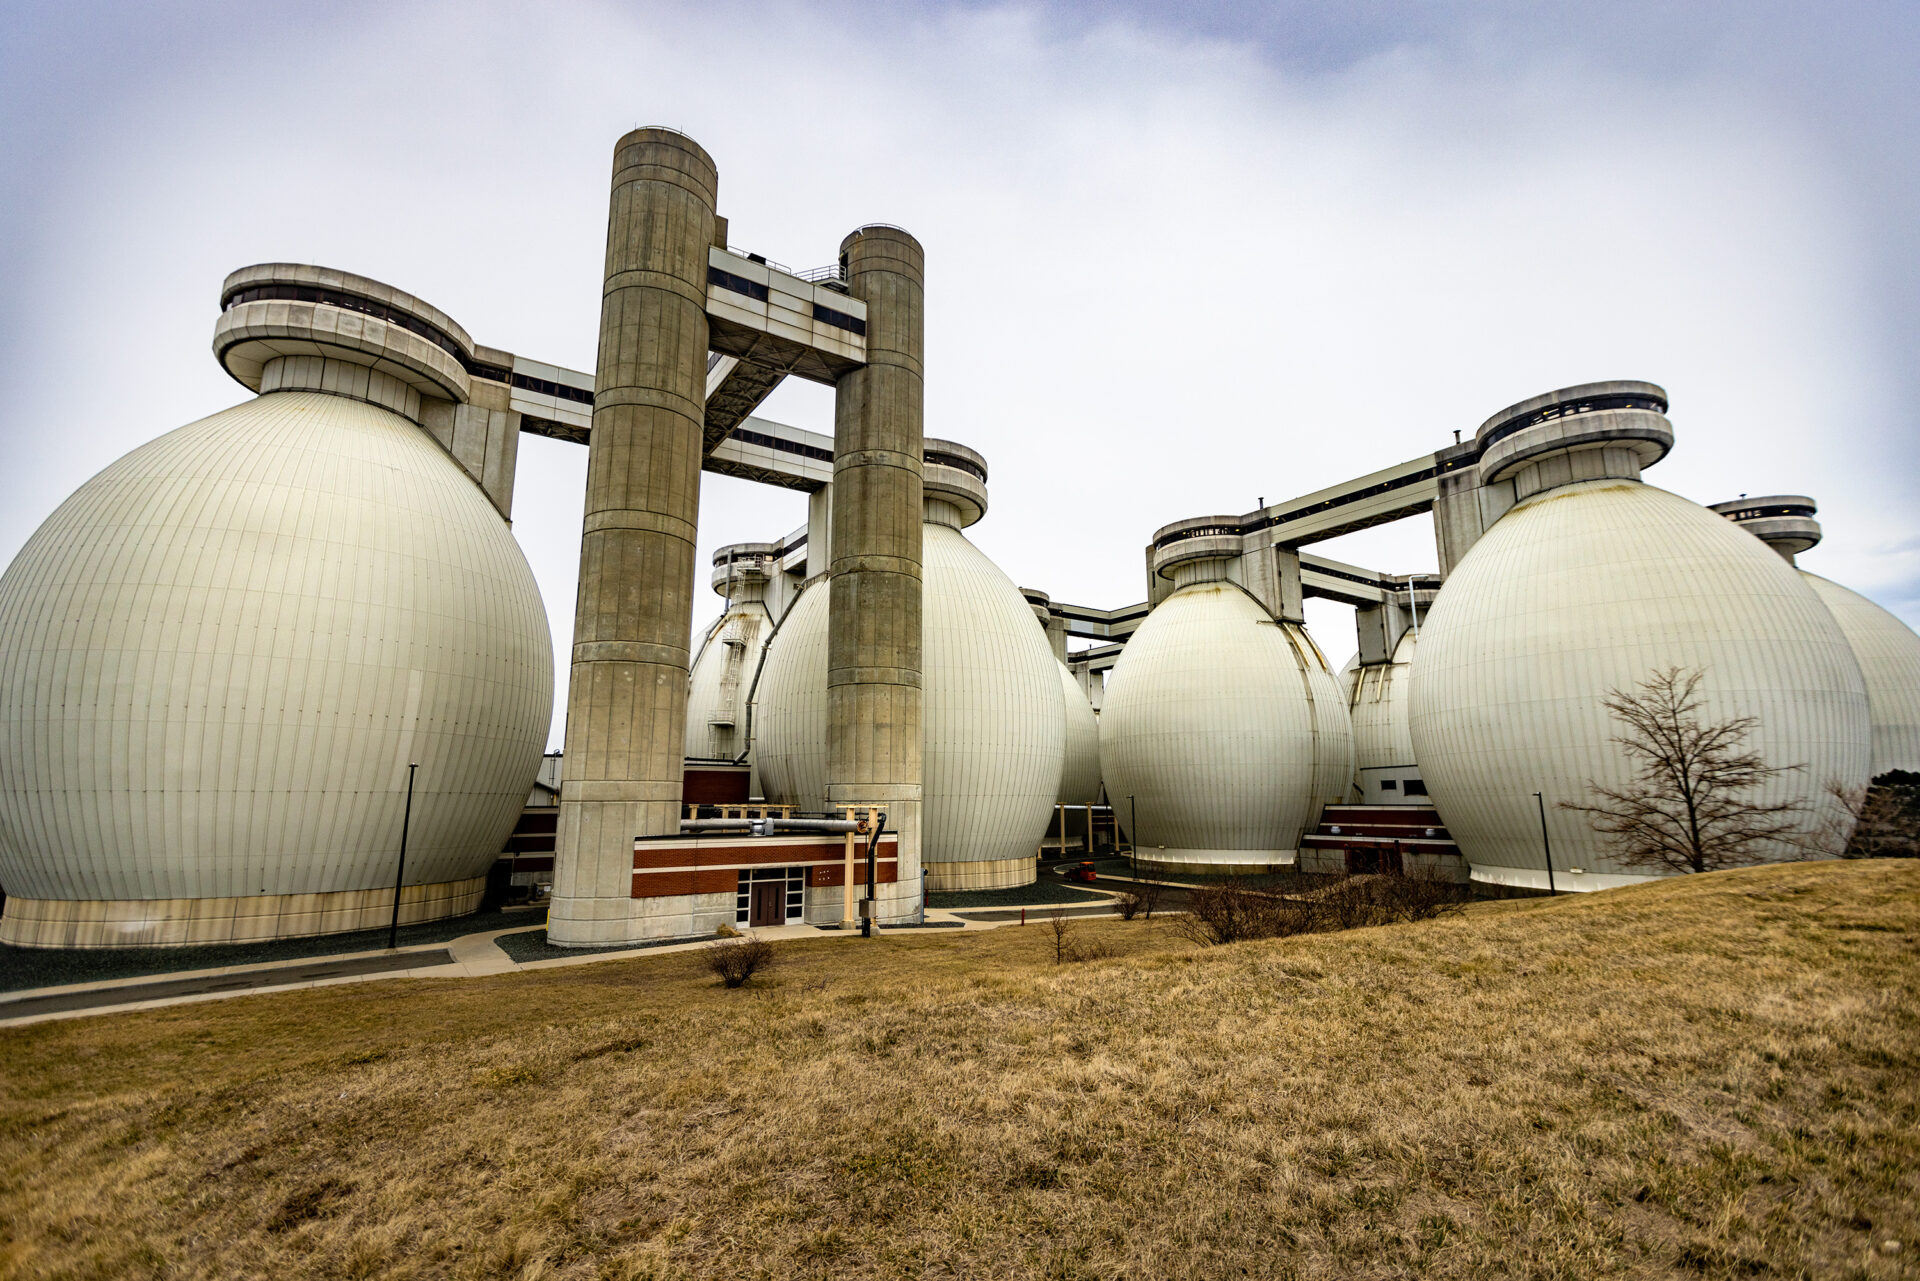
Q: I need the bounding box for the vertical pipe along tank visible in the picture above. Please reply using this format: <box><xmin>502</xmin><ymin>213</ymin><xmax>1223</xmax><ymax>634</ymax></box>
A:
<box><xmin>685</xmin><ymin>545</ymin><xmax>777</xmax><ymax>764</ymax></box>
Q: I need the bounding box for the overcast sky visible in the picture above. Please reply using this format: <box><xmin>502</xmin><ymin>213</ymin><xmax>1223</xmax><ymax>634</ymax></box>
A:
<box><xmin>4</xmin><ymin>0</ymin><xmax>1916</xmax><ymax>749</ymax></box>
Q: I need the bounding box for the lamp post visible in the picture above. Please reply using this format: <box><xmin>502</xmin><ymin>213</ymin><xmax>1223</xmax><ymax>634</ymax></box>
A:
<box><xmin>1128</xmin><ymin>794</ymin><xmax>1138</xmax><ymax>868</ymax></box>
<box><xmin>389</xmin><ymin>762</ymin><xmax>418</xmax><ymax>949</ymax></box>
<box><xmin>1533</xmin><ymin>790</ymin><xmax>1557</xmax><ymax>897</ymax></box>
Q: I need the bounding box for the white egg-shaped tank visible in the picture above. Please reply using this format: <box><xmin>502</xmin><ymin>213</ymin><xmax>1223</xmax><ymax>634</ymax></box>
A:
<box><xmin>685</xmin><ymin>545</ymin><xmax>777</xmax><ymax>763</ymax></box>
<box><xmin>751</xmin><ymin>441</ymin><xmax>1066</xmax><ymax>889</ymax></box>
<box><xmin>0</xmin><ymin>388</ymin><xmax>553</xmax><ymax>947</ymax></box>
<box><xmin>1099</xmin><ymin>552</ymin><xmax>1354</xmax><ymax>875</ymax></box>
<box><xmin>1344</xmin><ymin>580</ymin><xmax>1436</xmax><ymax>802</ymax></box>
<box><xmin>1410</xmin><ymin>384</ymin><xmax>1870</xmax><ymax>893</ymax></box>
<box><xmin>1709</xmin><ymin>496</ymin><xmax>1920</xmax><ymax>778</ymax></box>
<box><xmin>751</xmin><ymin>581</ymin><xmax>831</xmax><ymax>812</ymax></box>
<box><xmin>1057</xmin><ymin>662</ymin><xmax>1102</xmax><ymax>805</ymax></box>
<box><xmin>1801</xmin><ymin>575</ymin><xmax>1920</xmax><ymax>774</ymax></box>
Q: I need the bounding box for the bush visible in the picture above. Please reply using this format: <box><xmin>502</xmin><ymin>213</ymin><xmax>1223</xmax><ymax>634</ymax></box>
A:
<box><xmin>1173</xmin><ymin>871</ymin><xmax>1465</xmax><ymax>946</ymax></box>
<box><xmin>1114</xmin><ymin>877</ymin><xmax>1165</xmax><ymax>921</ymax></box>
<box><xmin>1047</xmin><ymin>910</ymin><xmax>1114</xmax><ymax>963</ymax></box>
<box><xmin>705</xmin><ymin>935</ymin><xmax>776</xmax><ymax>987</ymax></box>
<box><xmin>1172</xmin><ymin>878</ymin><xmax>1315</xmax><ymax>946</ymax></box>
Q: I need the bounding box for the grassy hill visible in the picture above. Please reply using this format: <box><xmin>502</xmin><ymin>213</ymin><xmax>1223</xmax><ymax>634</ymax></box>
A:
<box><xmin>2</xmin><ymin>860</ymin><xmax>1916</xmax><ymax>1280</ymax></box>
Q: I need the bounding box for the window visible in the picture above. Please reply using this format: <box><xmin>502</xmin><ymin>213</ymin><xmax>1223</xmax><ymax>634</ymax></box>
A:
<box><xmin>1380</xmin><ymin>779</ymin><xmax>1398</xmax><ymax>791</ymax></box>
<box><xmin>812</xmin><ymin>303</ymin><xmax>867</xmax><ymax>336</ymax></box>
<box><xmin>1404</xmin><ymin>779</ymin><xmax>1429</xmax><ymax>797</ymax></box>
<box><xmin>708</xmin><ymin>266</ymin><xmax>770</xmax><ymax>302</ymax></box>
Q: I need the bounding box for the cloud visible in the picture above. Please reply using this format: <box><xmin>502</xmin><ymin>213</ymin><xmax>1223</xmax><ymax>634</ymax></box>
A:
<box><xmin>1</xmin><ymin>0</ymin><xmax>1913</xmax><ymax>748</ymax></box>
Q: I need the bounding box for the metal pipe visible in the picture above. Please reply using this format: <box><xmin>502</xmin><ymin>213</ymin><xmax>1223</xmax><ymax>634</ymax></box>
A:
<box><xmin>1534</xmin><ymin>791</ymin><xmax>1558</xmax><ymax>896</ymax></box>
<box><xmin>861</xmin><ymin>811</ymin><xmax>886</xmax><ymax>938</ymax></box>
<box><xmin>388</xmin><ymin>762</ymin><xmax>417</xmax><ymax>950</ymax></box>
<box><xmin>678</xmin><ymin>817</ymin><xmax>859</xmax><ymax>834</ymax></box>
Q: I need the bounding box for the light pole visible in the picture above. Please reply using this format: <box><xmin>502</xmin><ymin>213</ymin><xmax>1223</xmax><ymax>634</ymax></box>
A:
<box><xmin>1533</xmin><ymin>791</ymin><xmax>1557</xmax><ymax>897</ymax></box>
<box><xmin>1127</xmin><ymin>794</ymin><xmax>1138</xmax><ymax>869</ymax></box>
<box><xmin>389</xmin><ymin>762</ymin><xmax>418</xmax><ymax>949</ymax></box>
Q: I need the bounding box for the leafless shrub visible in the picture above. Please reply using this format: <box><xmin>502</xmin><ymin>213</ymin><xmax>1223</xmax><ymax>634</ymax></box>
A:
<box><xmin>1561</xmin><ymin>666</ymin><xmax>1808</xmax><ymax>874</ymax></box>
<box><xmin>1047</xmin><ymin>910</ymin><xmax>1114</xmax><ymax>963</ymax></box>
<box><xmin>1315</xmin><ymin>871</ymin><xmax>1467</xmax><ymax>926</ymax></box>
<box><xmin>1172</xmin><ymin>878</ymin><xmax>1315</xmax><ymax>946</ymax></box>
<box><xmin>1137</xmin><ymin>876</ymin><xmax>1165</xmax><ymax>920</ymax></box>
<box><xmin>1175</xmin><ymin>871</ymin><xmax>1465</xmax><ymax>946</ymax></box>
<box><xmin>1114</xmin><ymin>890</ymin><xmax>1145</xmax><ymax>920</ymax></box>
<box><xmin>705</xmin><ymin>935</ymin><xmax>776</xmax><ymax>988</ymax></box>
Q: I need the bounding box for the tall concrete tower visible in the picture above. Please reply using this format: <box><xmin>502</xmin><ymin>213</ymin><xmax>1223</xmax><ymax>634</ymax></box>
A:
<box><xmin>828</xmin><ymin>227</ymin><xmax>927</xmax><ymax>880</ymax></box>
<box><xmin>550</xmin><ymin>129</ymin><xmax>717</xmax><ymax>946</ymax></box>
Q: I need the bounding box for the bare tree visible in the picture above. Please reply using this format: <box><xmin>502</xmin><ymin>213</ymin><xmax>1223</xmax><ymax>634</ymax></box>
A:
<box><xmin>1047</xmin><ymin>909</ymin><xmax>1074</xmax><ymax>963</ymax></box>
<box><xmin>1561</xmin><ymin>666</ymin><xmax>1806</xmax><ymax>875</ymax></box>
<box><xmin>704</xmin><ymin>935</ymin><xmax>776</xmax><ymax>988</ymax></box>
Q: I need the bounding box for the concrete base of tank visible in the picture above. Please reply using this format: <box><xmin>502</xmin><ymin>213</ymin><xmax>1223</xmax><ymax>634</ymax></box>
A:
<box><xmin>925</xmin><ymin>857</ymin><xmax>1038</xmax><ymax>892</ymax></box>
<box><xmin>1467</xmin><ymin>864</ymin><xmax>1661</xmax><ymax>895</ymax></box>
<box><xmin>1130</xmin><ymin>849</ymin><xmax>1299</xmax><ymax>878</ymax></box>
<box><xmin>0</xmin><ymin>876</ymin><xmax>486</xmax><ymax>949</ymax></box>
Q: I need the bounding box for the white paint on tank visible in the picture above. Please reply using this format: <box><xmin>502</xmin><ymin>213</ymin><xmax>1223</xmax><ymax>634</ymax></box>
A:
<box><xmin>685</xmin><ymin>601</ymin><xmax>772</xmax><ymax>762</ymax></box>
<box><xmin>0</xmin><ymin>390</ymin><xmax>553</xmax><ymax>910</ymax></box>
<box><xmin>1802</xmin><ymin>572</ymin><xmax>1920</xmax><ymax>775</ymax></box>
<box><xmin>1408</xmin><ymin>479</ymin><xmax>1870</xmax><ymax>891</ymax></box>
<box><xmin>1057</xmin><ymin>661</ymin><xmax>1102</xmax><ymax>805</ymax></box>
<box><xmin>751</xmin><ymin>518</ymin><xmax>1067</xmax><ymax>884</ymax></box>
<box><xmin>1098</xmin><ymin>581</ymin><xmax>1354</xmax><ymax>871</ymax></box>
<box><xmin>1345</xmin><ymin>629</ymin><xmax>1422</xmax><ymax>803</ymax></box>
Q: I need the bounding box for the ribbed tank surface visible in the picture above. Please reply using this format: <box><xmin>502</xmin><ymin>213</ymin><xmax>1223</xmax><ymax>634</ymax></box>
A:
<box><xmin>0</xmin><ymin>391</ymin><xmax>553</xmax><ymax>916</ymax></box>
<box><xmin>751</xmin><ymin>583</ymin><xmax>831</xmax><ymax>813</ymax></box>
<box><xmin>752</xmin><ymin>523</ymin><xmax>1065</xmax><ymax>886</ymax></box>
<box><xmin>1348</xmin><ymin>630</ymin><xmax>1417</xmax><ymax>774</ymax></box>
<box><xmin>1057</xmin><ymin>662</ymin><xmax>1102</xmax><ymax>805</ymax></box>
<box><xmin>685</xmin><ymin>602</ymin><xmax>772</xmax><ymax>761</ymax></box>
<box><xmin>1408</xmin><ymin>480</ymin><xmax>1869</xmax><ymax>890</ymax></box>
<box><xmin>1099</xmin><ymin>583</ymin><xmax>1353</xmax><ymax>871</ymax></box>
<box><xmin>1803</xmin><ymin>573</ymin><xmax>1920</xmax><ymax>774</ymax></box>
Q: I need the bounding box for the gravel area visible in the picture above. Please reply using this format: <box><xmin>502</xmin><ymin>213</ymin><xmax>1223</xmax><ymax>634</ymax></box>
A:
<box><xmin>0</xmin><ymin>906</ymin><xmax>546</xmax><ymax>994</ymax></box>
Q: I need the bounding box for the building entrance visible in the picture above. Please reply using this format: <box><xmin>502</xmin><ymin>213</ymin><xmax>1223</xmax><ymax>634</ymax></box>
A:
<box><xmin>748</xmin><ymin>881</ymin><xmax>785</xmax><ymax>927</ymax></box>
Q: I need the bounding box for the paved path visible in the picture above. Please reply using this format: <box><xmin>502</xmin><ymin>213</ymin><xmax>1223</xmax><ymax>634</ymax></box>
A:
<box><xmin>0</xmin><ymin>949</ymin><xmax>458</xmax><ymax>1021</ymax></box>
<box><xmin>0</xmin><ymin>887</ymin><xmax>1153</xmax><ymax>1028</ymax></box>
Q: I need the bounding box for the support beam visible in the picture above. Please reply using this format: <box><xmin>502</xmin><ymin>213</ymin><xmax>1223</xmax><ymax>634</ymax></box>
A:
<box><xmin>827</xmin><ymin>226</ymin><xmax>926</xmax><ymax>915</ymax></box>
<box><xmin>550</xmin><ymin>128</ymin><xmax>717</xmax><ymax>947</ymax></box>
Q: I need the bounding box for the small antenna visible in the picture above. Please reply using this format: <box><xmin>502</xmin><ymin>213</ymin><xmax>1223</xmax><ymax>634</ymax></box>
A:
<box><xmin>1453</xmin><ymin>429</ymin><xmax>1462</xmax><ymax>444</ymax></box>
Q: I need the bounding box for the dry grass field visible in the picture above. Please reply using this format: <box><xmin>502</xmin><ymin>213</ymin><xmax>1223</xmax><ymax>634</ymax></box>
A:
<box><xmin>2</xmin><ymin>860</ymin><xmax>1916</xmax><ymax>1280</ymax></box>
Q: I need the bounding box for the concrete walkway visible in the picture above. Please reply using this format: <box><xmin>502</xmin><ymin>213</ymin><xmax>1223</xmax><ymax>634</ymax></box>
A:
<box><xmin>0</xmin><ymin>893</ymin><xmax>1126</xmax><ymax>1029</ymax></box>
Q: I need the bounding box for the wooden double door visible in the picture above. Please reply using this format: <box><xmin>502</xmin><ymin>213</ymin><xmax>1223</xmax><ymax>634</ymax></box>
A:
<box><xmin>749</xmin><ymin>880</ymin><xmax>787</xmax><ymax>927</ymax></box>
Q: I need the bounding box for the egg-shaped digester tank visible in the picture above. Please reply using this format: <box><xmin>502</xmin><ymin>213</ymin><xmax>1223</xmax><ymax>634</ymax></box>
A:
<box><xmin>1057</xmin><ymin>662</ymin><xmax>1102</xmax><ymax>806</ymax></box>
<box><xmin>0</xmin><ymin>393</ymin><xmax>553</xmax><ymax>946</ymax></box>
<box><xmin>751</xmin><ymin>441</ymin><xmax>1066</xmax><ymax>890</ymax></box>
<box><xmin>685</xmin><ymin>545</ymin><xmax>777</xmax><ymax>764</ymax></box>
<box><xmin>1802</xmin><ymin>575</ymin><xmax>1920</xmax><ymax>774</ymax></box>
<box><xmin>1409</xmin><ymin>384</ymin><xmax>1870</xmax><ymax>892</ymax></box>
<box><xmin>0</xmin><ymin>265</ymin><xmax>554</xmax><ymax>948</ymax></box>
<box><xmin>1099</xmin><ymin>547</ymin><xmax>1354</xmax><ymax>875</ymax></box>
<box><xmin>1342</xmin><ymin>578</ymin><xmax>1440</xmax><ymax>805</ymax></box>
<box><xmin>1710</xmin><ymin>495</ymin><xmax>1920</xmax><ymax>776</ymax></box>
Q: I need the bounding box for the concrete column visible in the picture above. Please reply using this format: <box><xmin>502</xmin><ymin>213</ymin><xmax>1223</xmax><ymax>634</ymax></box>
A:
<box><xmin>550</xmin><ymin>129</ymin><xmax>717</xmax><ymax>946</ymax></box>
<box><xmin>828</xmin><ymin>226</ymin><xmax>925</xmax><ymax>912</ymax></box>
